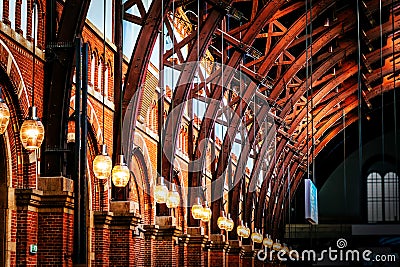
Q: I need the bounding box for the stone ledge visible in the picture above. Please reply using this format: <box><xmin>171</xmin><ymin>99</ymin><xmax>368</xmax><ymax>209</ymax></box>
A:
<box><xmin>15</xmin><ymin>188</ymin><xmax>43</xmax><ymax>208</ymax></box>
<box><xmin>38</xmin><ymin>177</ymin><xmax>74</xmax><ymax>195</ymax></box>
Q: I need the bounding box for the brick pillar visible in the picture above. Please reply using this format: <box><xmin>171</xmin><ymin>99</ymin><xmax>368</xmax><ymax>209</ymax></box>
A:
<box><xmin>109</xmin><ymin>201</ymin><xmax>141</xmax><ymax>266</ymax></box>
<box><xmin>177</xmin><ymin>234</ymin><xmax>188</xmax><ymax>266</ymax></box>
<box><xmin>208</xmin><ymin>234</ymin><xmax>227</xmax><ymax>266</ymax></box>
<box><xmin>15</xmin><ymin>189</ymin><xmax>41</xmax><ymax>266</ymax></box>
<box><xmin>184</xmin><ymin>227</ymin><xmax>208</xmax><ymax>267</ymax></box>
<box><xmin>240</xmin><ymin>245</ymin><xmax>255</xmax><ymax>267</ymax></box>
<box><xmin>3</xmin><ymin>0</ymin><xmax>10</xmax><ymax>25</ymax></box>
<box><xmin>226</xmin><ymin>240</ymin><xmax>241</xmax><ymax>266</ymax></box>
<box><xmin>143</xmin><ymin>224</ymin><xmax>158</xmax><ymax>266</ymax></box>
<box><xmin>153</xmin><ymin>216</ymin><xmax>181</xmax><ymax>267</ymax></box>
<box><xmin>37</xmin><ymin>177</ymin><xmax>75</xmax><ymax>266</ymax></box>
<box><xmin>93</xmin><ymin>211</ymin><xmax>112</xmax><ymax>266</ymax></box>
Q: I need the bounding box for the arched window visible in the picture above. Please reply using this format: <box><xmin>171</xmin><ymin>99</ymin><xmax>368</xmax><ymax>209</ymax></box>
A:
<box><xmin>90</xmin><ymin>53</ymin><xmax>95</xmax><ymax>86</ymax></box>
<box><xmin>97</xmin><ymin>59</ymin><xmax>102</xmax><ymax>92</ymax></box>
<box><xmin>9</xmin><ymin>0</ymin><xmax>15</xmax><ymax>29</ymax></box>
<box><xmin>384</xmin><ymin>172</ymin><xmax>399</xmax><ymax>221</ymax></box>
<box><xmin>104</xmin><ymin>64</ymin><xmax>109</xmax><ymax>99</ymax></box>
<box><xmin>367</xmin><ymin>171</ymin><xmax>399</xmax><ymax>223</ymax></box>
<box><xmin>0</xmin><ymin>0</ymin><xmax>3</xmax><ymax>20</ymax></box>
<box><xmin>20</xmin><ymin>0</ymin><xmax>27</xmax><ymax>37</ymax></box>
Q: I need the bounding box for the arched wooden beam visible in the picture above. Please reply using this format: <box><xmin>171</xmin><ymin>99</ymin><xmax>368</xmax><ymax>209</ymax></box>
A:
<box><xmin>228</xmin><ymin>104</ymin><xmax>270</xmax><ymax>239</ymax></box>
<box><xmin>162</xmin><ymin>6</ymin><xmax>229</xmax><ymax>185</ymax></box>
<box><xmin>271</xmin><ymin>79</ymin><xmax>400</xmax><ymax>232</ymax></box>
<box><xmin>188</xmin><ymin>0</ymin><xmax>286</xmax><ymax>227</ymax></box>
<box><xmin>113</xmin><ymin>0</ymin><xmax>171</xmax><ymax>163</ymax></box>
<box><xmin>42</xmin><ymin>0</ymin><xmax>92</xmax><ymax>176</ymax></box>
<box><xmin>254</xmin><ymin>42</ymin><xmax>356</xmax><ymax>228</ymax></box>
<box><xmin>210</xmin><ymin>0</ymin><xmax>335</xmax><ymax>233</ymax></box>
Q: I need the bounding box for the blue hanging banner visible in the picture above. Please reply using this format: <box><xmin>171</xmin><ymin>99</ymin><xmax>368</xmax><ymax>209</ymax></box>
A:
<box><xmin>305</xmin><ymin>179</ymin><xmax>318</xmax><ymax>224</ymax></box>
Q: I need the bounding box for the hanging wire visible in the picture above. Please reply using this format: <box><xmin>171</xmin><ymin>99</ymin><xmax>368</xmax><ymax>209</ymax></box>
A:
<box><xmin>356</xmin><ymin>0</ymin><xmax>363</xmax><ymax>185</ymax></box>
<box><xmin>102</xmin><ymin>0</ymin><xmax>106</xmax><ymax>145</ymax></box>
<box><xmin>391</xmin><ymin>0</ymin><xmax>399</xmax><ymax>221</ymax></box>
<box><xmin>32</xmin><ymin>0</ymin><xmax>37</xmax><ymax>107</ymax></box>
<box><xmin>343</xmin><ymin>109</ymin><xmax>347</xmax><ymax>205</ymax></box>
<box><xmin>379</xmin><ymin>0</ymin><xmax>385</xmax><ymax>165</ymax></box>
<box><xmin>305</xmin><ymin>0</ymin><xmax>310</xmax><ymax>180</ymax></box>
<box><xmin>309</xmin><ymin>0</ymin><xmax>315</xmax><ymax>184</ymax></box>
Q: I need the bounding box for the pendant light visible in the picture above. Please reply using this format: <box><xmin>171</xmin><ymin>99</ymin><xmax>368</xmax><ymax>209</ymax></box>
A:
<box><xmin>251</xmin><ymin>228</ymin><xmax>263</xmax><ymax>243</ymax></box>
<box><xmin>111</xmin><ymin>155</ymin><xmax>130</xmax><ymax>187</ymax></box>
<box><xmin>200</xmin><ymin>201</ymin><xmax>212</xmax><ymax>222</ymax></box>
<box><xmin>154</xmin><ymin>176</ymin><xmax>168</xmax><ymax>203</ymax></box>
<box><xmin>191</xmin><ymin>197</ymin><xmax>203</xmax><ymax>219</ymax></box>
<box><xmin>93</xmin><ymin>0</ymin><xmax>112</xmax><ymax>180</ymax></box>
<box><xmin>0</xmin><ymin>87</ymin><xmax>10</xmax><ymax>135</ymax></box>
<box><xmin>243</xmin><ymin>223</ymin><xmax>250</xmax><ymax>238</ymax></box>
<box><xmin>111</xmin><ymin>0</ymin><xmax>130</xmax><ymax>188</ymax></box>
<box><xmin>272</xmin><ymin>239</ymin><xmax>282</xmax><ymax>251</ymax></box>
<box><xmin>263</xmin><ymin>234</ymin><xmax>273</xmax><ymax>248</ymax></box>
<box><xmin>20</xmin><ymin>1</ymin><xmax>45</xmax><ymax>150</ymax></box>
<box><xmin>225</xmin><ymin>213</ymin><xmax>234</xmax><ymax>231</ymax></box>
<box><xmin>237</xmin><ymin>220</ymin><xmax>248</xmax><ymax>237</ymax></box>
<box><xmin>217</xmin><ymin>211</ymin><xmax>228</xmax><ymax>230</ymax></box>
<box><xmin>166</xmin><ymin>183</ymin><xmax>180</xmax><ymax>208</ymax></box>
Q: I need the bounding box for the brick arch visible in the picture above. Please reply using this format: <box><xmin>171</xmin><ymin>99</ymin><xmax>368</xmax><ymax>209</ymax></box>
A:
<box><xmin>130</xmin><ymin>147</ymin><xmax>153</xmax><ymax>224</ymax></box>
<box><xmin>0</xmin><ymin>39</ymin><xmax>31</xmax><ymax>117</ymax></box>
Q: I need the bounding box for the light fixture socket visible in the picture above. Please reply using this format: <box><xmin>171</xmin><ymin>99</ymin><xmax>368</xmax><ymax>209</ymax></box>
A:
<box><xmin>170</xmin><ymin>183</ymin><xmax>177</xmax><ymax>192</ymax></box>
<box><xmin>100</xmin><ymin>144</ymin><xmax>109</xmax><ymax>156</ymax></box>
<box><xmin>116</xmin><ymin>154</ymin><xmax>126</xmax><ymax>166</ymax></box>
<box><xmin>29</xmin><ymin>106</ymin><xmax>39</xmax><ymax>120</ymax></box>
<box><xmin>157</xmin><ymin>176</ymin><xmax>165</xmax><ymax>186</ymax></box>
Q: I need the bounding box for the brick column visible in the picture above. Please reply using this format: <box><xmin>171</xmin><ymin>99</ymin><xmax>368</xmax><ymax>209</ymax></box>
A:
<box><xmin>143</xmin><ymin>224</ymin><xmax>158</xmax><ymax>266</ymax></box>
<box><xmin>37</xmin><ymin>177</ymin><xmax>75</xmax><ymax>266</ymax></box>
<box><xmin>240</xmin><ymin>245</ymin><xmax>255</xmax><ymax>267</ymax></box>
<box><xmin>109</xmin><ymin>201</ymin><xmax>141</xmax><ymax>266</ymax></box>
<box><xmin>15</xmin><ymin>188</ymin><xmax>41</xmax><ymax>266</ymax></box>
<box><xmin>184</xmin><ymin>227</ymin><xmax>208</xmax><ymax>266</ymax></box>
<box><xmin>208</xmin><ymin>234</ymin><xmax>228</xmax><ymax>266</ymax></box>
<box><xmin>152</xmin><ymin>216</ymin><xmax>181</xmax><ymax>267</ymax></box>
<box><xmin>226</xmin><ymin>240</ymin><xmax>241</xmax><ymax>266</ymax></box>
<box><xmin>93</xmin><ymin>211</ymin><xmax>112</xmax><ymax>266</ymax></box>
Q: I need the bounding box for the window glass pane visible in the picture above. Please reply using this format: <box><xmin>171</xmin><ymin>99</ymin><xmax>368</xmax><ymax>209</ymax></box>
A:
<box><xmin>367</xmin><ymin>172</ymin><xmax>382</xmax><ymax>223</ymax></box>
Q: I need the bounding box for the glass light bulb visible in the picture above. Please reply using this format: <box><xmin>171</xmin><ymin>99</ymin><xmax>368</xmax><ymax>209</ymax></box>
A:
<box><xmin>0</xmin><ymin>101</ymin><xmax>10</xmax><ymax>135</ymax></box>
<box><xmin>192</xmin><ymin>198</ymin><xmax>203</xmax><ymax>220</ymax></box>
<box><xmin>217</xmin><ymin>212</ymin><xmax>227</xmax><ymax>230</ymax></box>
<box><xmin>93</xmin><ymin>154</ymin><xmax>112</xmax><ymax>179</ymax></box>
<box><xmin>111</xmin><ymin>158</ymin><xmax>130</xmax><ymax>187</ymax></box>
<box><xmin>200</xmin><ymin>203</ymin><xmax>212</xmax><ymax>222</ymax></box>
<box><xmin>166</xmin><ymin>185</ymin><xmax>180</xmax><ymax>208</ymax></box>
<box><xmin>154</xmin><ymin>184</ymin><xmax>168</xmax><ymax>203</ymax></box>
<box><xmin>20</xmin><ymin>118</ymin><xmax>45</xmax><ymax>150</ymax></box>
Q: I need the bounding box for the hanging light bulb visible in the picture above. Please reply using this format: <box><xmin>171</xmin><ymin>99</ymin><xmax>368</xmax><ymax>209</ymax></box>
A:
<box><xmin>111</xmin><ymin>155</ymin><xmax>130</xmax><ymax>187</ymax></box>
<box><xmin>272</xmin><ymin>239</ymin><xmax>282</xmax><ymax>251</ymax></box>
<box><xmin>243</xmin><ymin>223</ymin><xmax>250</xmax><ymax>238</ymax></box>
<box><xmin>200</xmin><ymin>201</ymin><xmax>212</xmax><ymax>222</ymax></box>
<box><xmin>154</xmin><ymin>176</ymin><xmax>169</xmax><ymax>203</ymax></box>
<box><xmin>191</xmin><ymin>197</ymin><xmax>203</xmax><ymax>220</ymax></box>
<box><xmin>225</xmin><ymin>213</ymin><xmax>234</xmax><ymax>232</ymax></box>
<box><xmin>251</xmin><ymin>228</ymin><xmax>263</xmax><ymax>243</ymax></box>
<box><xmin>0</xmin><ymin>90</ymin><xmax>10</xmax><ymax>135</ymax></box>
<box><xmin>217</xmin><ymin>211</ymin><xmax>228</xmax><ymax>230</ymax></box>
<box><xmin>237</xmin><ymin>220</ymin><xmax>247</xmax><ymax>237</ymax></box>
<box><xmin>282</xmin><ymin>243</ymin><xmax>290</xmax><ymax>254</ymax></box>
<box><xmin>20</xmin><ymin>106</ymin><xmax>45</xmax><ymax>150</ymax></box>
<box><xmin>166</xmin><ymin>183</ymin><xmax>180</xmax><ymax>208</ymax></box>
<box><xmin>263</xmin><ymin>234</ymin><xmax>274</xmax><ymax>248</ymax></box>
<box><xmin>93</xmin><ymin>144</ymin><xmax>112</xmax><ymax>180</ymax></box>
